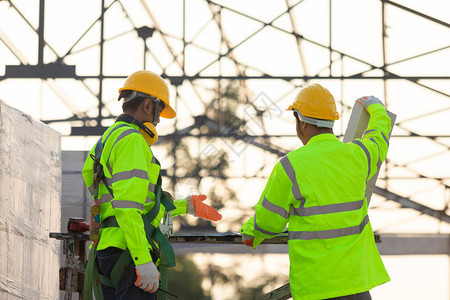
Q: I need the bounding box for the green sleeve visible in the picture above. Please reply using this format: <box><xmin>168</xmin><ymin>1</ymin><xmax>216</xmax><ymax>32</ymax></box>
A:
<box><xmin>171</xmin><ymin>198</ymin><xmax>187</xmax><ymax>217</ymax></box>
<box><xmin>110</xmin><ymin>133</ymin><xmax>152</xmax><ymax>265</ymax></box>
<box><xmin>82</xmin><ymin>147</ymin><xmax>96</xmax><ymax>196</ymax></box>
<box><xmin>153</xmin><ymin>198</ymin><xmax>187</xmax><ymax>219</ymax></box>
<box><xmin>149</xmin><ymin>198</ymin><xmax>187</xmax><ymax>229</ymax></box>
<box><xmin>240</xmin><ymin>161</ymin><xmax>293</xmax><ymax>248</ymax></box>
<box><xmin>358</xmin><ymin>103</ymin><xmax>392</xmax><ymax>181</ymax></box>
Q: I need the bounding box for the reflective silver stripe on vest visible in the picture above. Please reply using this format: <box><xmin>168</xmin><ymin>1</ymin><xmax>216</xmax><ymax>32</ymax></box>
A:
<box><xmin>381</xmin><ymin>132</ymin><xmax>389</xmax><ymax>146</ymax></box>
<box><xmin>101</xmin><ymin>124</ymin><xmax>130</xmax><ymax>172</ymax></box>
<box><xmin>290</xmin><ymin>199</ymin><xmax>364</xmax><ymax>217</ymax></box>
<box><xmin>101</xmin><ymin>124</ymin><xmax>128</xmax><ymax>151</ymax></box>
<box><xmin>151</xmin><ymin>156</ymin><xmax>156</xmax><ymax>164</ymax></box>
<box><xmin>289</xmin><ymin>214</ymin><xmax>369</xmax><ymax>240</ymax></box>
<box><xmin>148</xmin><ymin>182</ymin><xmax>156</xmax><ymax>193</ymax></box>
<box><xmin>145</xmin><ymin>196</ymin><xmax>153</xmax><ymax>204</ymax></box>
<box><xmin>280</xmin><ymin>156</ymin><xmax>304</xmax><ymax>202</ymax></box>
<box><xmin>254</xmin><ymin>215</ymin><xmax>282</xmax><ymax>236</ymax></box>
<box><xmin>376</xmin><ymin>157</ymin><xmax>382</xmax><ymax>172</ymax></box>
<box><xmin>112</xmin><ymin>169</ymin><xmax>148</xmax><ymax>184</ymax></box>
<box><xmin>111</xmin><ymin>200</ymin><xmax>144</xmax><ymax>210</ymax></box>
<box><xmin>369</xmin><ymin>137</ymin><xmax>383</xmax><ymax>173</ymax></box>
<box><xmin>352</xmin><ymin>140</ymin><xmax>371</xmax><ymax>181</ymax></box>
<box><xmin>98</xmin><ymin>193</ymin><xmax>113</xmax><ymax>205</ymax></box>
<box><xmin>106</xmin><ymin>128</ymin><xmax>140</xmax><ymax>174</ymax></box>
<box><xmin>363</xmin><ymin>129</ymin><xmax>376</xmax><ymax>138</ymax></box>
<box><xmin>105</xmin><ymin>124</ymin><xmax>128</xmax><ymax>140</ymax></box>
<box><xmin>369</xmin><ymin>137</ymin><xmax>378</xmax><ymax>148</ymax></box>
<box><xmin>262</xmin><ymin>196</ymin><xmax>289</xmax><ymax>219</ymax></box>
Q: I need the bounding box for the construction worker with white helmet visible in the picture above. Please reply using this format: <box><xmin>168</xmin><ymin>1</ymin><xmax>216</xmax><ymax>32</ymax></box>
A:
<box><xmin>240</xmin><ymin>84</ymin><xmax>391</xmax><ymax>299</ymax></box>
<box><xmin>82</xmin><ymin>70</ymin><xmax>222</xmax><ymax>299</ymax></box>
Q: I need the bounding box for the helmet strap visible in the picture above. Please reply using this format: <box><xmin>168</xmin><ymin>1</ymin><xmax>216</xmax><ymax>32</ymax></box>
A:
<box><xmin>293</xmin><ymin>109</ymin><xmax>334</xmax><ymax>128</ymax></box>
<box><xmin>152</xmin><ymin>99</ymin><xmax>160</xmax><ymax>126</ymax></box>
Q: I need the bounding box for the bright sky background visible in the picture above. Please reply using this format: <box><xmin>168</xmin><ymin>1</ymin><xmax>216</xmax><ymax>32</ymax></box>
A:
<box><xmin>0</xmin><ymin>0</ymin><xmax>449</xmax><ymax>299</ymax></box>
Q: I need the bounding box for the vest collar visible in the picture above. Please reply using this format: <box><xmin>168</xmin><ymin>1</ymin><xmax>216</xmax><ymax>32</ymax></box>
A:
<box><xmin>307</xmin><ymin>133</ymin><xmax>339</xmax><ymax>145</ymax></box>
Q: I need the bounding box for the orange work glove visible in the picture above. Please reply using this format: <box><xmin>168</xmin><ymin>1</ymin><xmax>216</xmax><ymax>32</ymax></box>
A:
<box><xmin>186</xmin><ymin>195</ymin><xmax>222</xmax><ymax>221</ymax></box>
<box><xmin>242</xmin><ymin>234</ymin><xmax>254</xmax><ymax>247</ymax></box>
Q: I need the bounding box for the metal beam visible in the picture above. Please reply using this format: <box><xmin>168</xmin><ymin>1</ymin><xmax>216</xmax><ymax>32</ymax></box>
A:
<box><xmin>374</xmin><ymin>186</ymin><xmax>450</xmax><ymax>223</ymax></box>
<box><xmin>383</xmin><ymin>0</ymin><xmax>450</xmax><ymax>28</ymax></box>
<box><xmin>5</xmin><ymin>64</ymin><xmax>76</xmax><ymax>78</ymax></box>
<box><xmin>377</xmin><ymin>233</ymin><xmax>450</xmax><ymax>255</ymax></box>
<box><xmin>49</xmin><ymin>232</ymin><xmax>450</xmax><ymax>256</ymax></box>
<box><xmin>169</xmin><ymin>233</ymin><xmax>450</xmax><ymax>255</ymax></box>
<box><xmin>3</xmin><ymin>74</ymin><xmax>449</xmax><ymax>82</ymax></box>
<box><xmin>264</xmin><ymin>283</ymin><xmax>291</xmax><ymax>300</ymax></box>
<box><xmin>38</xmin><ymin>0</ymin><xmax>45</xmax><ymax>65</ymax></box>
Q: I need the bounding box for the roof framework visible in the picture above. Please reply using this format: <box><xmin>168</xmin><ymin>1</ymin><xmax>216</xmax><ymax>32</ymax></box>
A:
<box><xmin>1</xmin><ymin>0</ymin><xmax>449</xmax><ymax>236</ymax></box>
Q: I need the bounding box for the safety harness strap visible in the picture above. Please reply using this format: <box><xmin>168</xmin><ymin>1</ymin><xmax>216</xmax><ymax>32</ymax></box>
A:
<box><xmin>97</xmin><ymin>171</ymin><xmax>176</xmax><ymax>290</ymax></box>
<box><xmin>153</xmin><ymin>228</ymin><xmax>176</xmax><ymax>267</ymax></box>
<box><xmin>98</xmin><ymin>225</ymin><xmax>176</xmax><ymax>289</ymax></box>
<box><xmin>84</xmin><ymin>246</ymin><xmax>103</xmax><ymax>300</ymax></box>
<box><xmin>98</xmin><ymin>249</ymin><xmax>132</xmax><ymax>288</ymax></box>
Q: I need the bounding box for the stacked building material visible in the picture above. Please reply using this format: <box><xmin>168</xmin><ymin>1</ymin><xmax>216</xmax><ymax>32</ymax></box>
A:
<box><xmin>0</xmin><ymin>100</ymin><xmax>61</xmax><ymax>299</ymax></box>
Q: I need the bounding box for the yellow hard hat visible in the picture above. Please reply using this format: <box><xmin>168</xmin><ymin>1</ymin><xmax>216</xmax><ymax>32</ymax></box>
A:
<box><xmin>140</xmin><ymin>122</ymin><xmax>158</xmax><ymax>146</ymax></box>
<box><xmin>119</xmin><ymin>70</ymin><xmax>176</xmax><ymax>119</ymax></box>
<box><xmin>287</xmin><ymin>84</ymin><xmax>339</xmax><ymax>120</ymax></box>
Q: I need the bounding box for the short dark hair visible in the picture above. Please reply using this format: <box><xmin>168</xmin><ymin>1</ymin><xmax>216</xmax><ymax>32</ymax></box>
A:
<box><xmin>120</xmin><ymin>90</ymin><xmax>146</xmax><ymax>113</ymax></box>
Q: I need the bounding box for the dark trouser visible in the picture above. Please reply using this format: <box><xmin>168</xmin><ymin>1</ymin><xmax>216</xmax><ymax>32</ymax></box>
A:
<box><xmin>97</xmin><ymin>247</ymin><xmax>157</xmax><ymax>300</ymax></box>
<box><xmin>325</xmin><ymin>291</ymin><xmax>371</xmax><ymax>300</ymax></box>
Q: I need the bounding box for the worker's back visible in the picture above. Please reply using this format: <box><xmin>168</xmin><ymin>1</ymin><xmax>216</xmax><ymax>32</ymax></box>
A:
<box><xmin>285</xmin><ymin>132</ymin><xmax>390</xmax><ymax>299</ymax></box>
<box><xmin>240</xmin><ymin>98</ymin><xmax>392</xmax><ymax>299</ymax></box>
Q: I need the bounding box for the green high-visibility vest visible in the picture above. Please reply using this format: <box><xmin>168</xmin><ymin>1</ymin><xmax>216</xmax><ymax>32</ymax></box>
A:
<box><xmin>82</xmin><ymin>121</ymin><xmax>187</xmax><ymax>265</ymax></box>
<box><xmin>241</xmin><ymin>103</ymin><xmax>391</xmax><ymax>300</ymax></box>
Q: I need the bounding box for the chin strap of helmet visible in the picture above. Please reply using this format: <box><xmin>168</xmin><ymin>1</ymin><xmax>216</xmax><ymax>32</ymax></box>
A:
<box><xmin>152</xmin><ymin>98</ymin><xmax>165</xmax><ymax>126</ymax></box>
<box><xmin>152</xmin><ymin>99</ymin><xmax>160</xmax><ymax>127</ymax></box>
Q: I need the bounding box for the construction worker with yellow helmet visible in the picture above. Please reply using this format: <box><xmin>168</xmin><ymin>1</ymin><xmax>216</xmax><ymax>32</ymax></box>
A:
<box><xmin>240</xmin><ymin>84</ymin><xmax>391</xmax><ymax>299</ymax></box>
<box><xmin>82</xmin><ymin>70</ymin><xmax>222</xmax><ymax>299</ymax></box>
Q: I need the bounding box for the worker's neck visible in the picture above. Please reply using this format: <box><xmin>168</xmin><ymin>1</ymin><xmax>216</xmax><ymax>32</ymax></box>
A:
<box><xmin>123</xmin><ymin>111</ymin><xmax>145</xmax><ymax>123</ymax></box>
<box><xmin>304</xmin><ymin>128</ymin><xmax>334</xmax><ymax>143</ymax></box>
